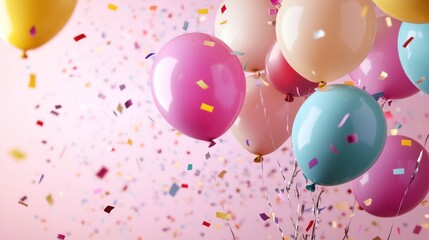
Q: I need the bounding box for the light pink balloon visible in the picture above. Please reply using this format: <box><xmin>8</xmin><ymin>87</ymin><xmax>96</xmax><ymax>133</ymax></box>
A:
<box><xmin>349</xmin><ymin>17</ymin><xmax>419</xmax><ymax>99</ymax></box>
<box><xmin>230</xmin><ymin>74</ymin><xmax>304</xmax><ymax>156</ymax></box>
<box><xmin>151</xmin><ymin>33</ymin><xmax>246</xmax><ymax>142</ymax></box>
<box><xmin>351</xmin><ymin>135</ymin><xmax>429</xmax><ymax>217</ymax></box>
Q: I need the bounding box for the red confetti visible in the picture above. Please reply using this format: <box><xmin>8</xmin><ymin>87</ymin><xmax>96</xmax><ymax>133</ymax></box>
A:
<box><xmin>413</xmin><ymin>225</ymin><xmax>422</xmax><ymax>234</ymax></box>
<box><xmin>202</xmin><ymin>221</ymin><xmax>211</xmax><ymax>227</ymax></box>
<box><xmin>104</xmin><ymin>205</ymin><xmax>115</xmax><ymax>213</ymax></box>
<box><xmin>36</xmin><ymin>120</ymin><xmax>44</xmax><ymax>126</ymax></box>
<box><xmin>346</xmin><ymin>134</ymin><xmax>358</xmax><ymax>143</ymax></box>
<box><xmin>385</xmin><ymin>111</ymin><xmax>393</xmax><ymax>119</ymax></box>
<box><xmin>96</xmin><ymin>166</ymin><xmax>109</xmax><ymax>179</ymax></box>
<box><xmin>74</xmin><ymin>34</ymin><xmax>86</xmax><ymax>42</ymax></box>
<box><xmin>57</xmin><ymin>234</ymin><xmax>66</xmax><ymax>240</ymax></box>
<box><xmin>221</xmin><ymin>4</ymin><xmax>226</xmax><ymax>14</ymax></box>
<box><xmin>306</xmin><ymin>220</ymin><xmax>314</xmax><ymax>232</ymax></box>
<box><xmin>181</xmin><ymin>184</ymin><xmax>188</xmax><ymax>188</ymax></box>
<box><xmin>403</xmin><ymin>37</ymin><xmax>414</xmax><ymax>48</ymax></box>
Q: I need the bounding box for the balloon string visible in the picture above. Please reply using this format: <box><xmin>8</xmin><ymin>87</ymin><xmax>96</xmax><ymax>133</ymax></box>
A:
<box><xmin>342</xmin><ymin>199</ymin><xmax>357</xmax><ymax>240</ymax></box>
<box><xmin>386</xmin><ymin>139</ymin><xmax>426</xmax><ymax>240</ymax></box>
<box><xmin>310</xmin><ymin>190</ymin><xmax>324</xmax><ymax>240</ymax></box>
<box><xmin>211</xmin><ymin>176</ymin><xmax>236</xmax><ymax>240</ymax></box>
<box><xmin>261</xmin><ymin>160</ymin><xmax>285</xmax><ymax>240</ymax></box>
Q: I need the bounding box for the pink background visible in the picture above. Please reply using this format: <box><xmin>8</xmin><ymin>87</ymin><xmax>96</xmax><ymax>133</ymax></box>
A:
<box><xmin>1</xmin><ymin>1</ymin><xmax>429</xmax><ymax>239</ymax></box>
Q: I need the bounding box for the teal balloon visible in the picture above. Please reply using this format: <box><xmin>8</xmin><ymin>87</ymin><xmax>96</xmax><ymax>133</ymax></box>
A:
<box><xmin>292</xmin><ymin>84</ymin><xmax>387</xmax><ymax>186</ymax></box>
<box><xmin>398</xmin><ymin>22</ymin><xmax>429</xmax><ymax>94</ymax></box>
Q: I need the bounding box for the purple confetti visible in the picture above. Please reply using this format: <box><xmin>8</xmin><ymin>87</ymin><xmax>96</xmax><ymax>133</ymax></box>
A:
<box><xmin>119</xmin><ymin>84</ymin><xmax>126</xmax><ymax>91</ymax></box>
<box><xmin>330</xmin><ymin>144</ymin><xmax>339</xmax><ymax>154</ymax></box>
<box><xmin>124</xmin><ymin>99</ymin><xmax>133</xmax><ymax>108</ymax></box>
<box><xmin>309</xmin><ymin>157</ymin><xmax>318</xmax><ymax>169</ymax></box>
<box><xmin>145</xmin><ymin>52</ymin><xmax>155</xmax><ymax>59</ymax></box>
<box><xmin>57</xmin><ymin>234</ymin><xmax>66</xmax><ymax>240</ymax></box>
<box><xmin>259</xmin><ymin>213</ymin><xmax>270</xmax><ymax>221</ymax></box>
<box><xmin>29</xmin><ymin>26</ymin><xmax>36</xmax><ymax>37</ymax></box>
<box><xmin>38</xmin><ymin>174</ymin><xmax>44</xmax><ymax>184</ymax></box>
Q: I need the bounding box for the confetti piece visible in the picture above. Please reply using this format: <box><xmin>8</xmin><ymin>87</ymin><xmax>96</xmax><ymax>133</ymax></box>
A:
<box><xmin>259</xmin><ymin>213</ymin><xmax>270</xmax><ymax>221</ymax></box>
<box><xmin>124</xmin><ymin>99</ymin><xmax>133</xmax><ymax>108</ymax></box>
<box><xmin>330</xmin><ymin>143</ymin><xmax>339</xmax><ymax>154</ymax></box>
<box><xmin>181</xmin><ymin>184</ymin><xmax>188</xmax><ymax>188</ymax></box>
<box><xmin>57</xmin><ymin>234</ymin><xmax>66</xmax><ymax>240</ymax></box>
<box><xmin>216</xmin><ymin>212</ymin><xmax>231</xmax><ymax>220</ymax></box>
<box><xmin>169</xmin><ymin>183</ymin><xmax>179</xmax><ymax>197</ymax></box>
<box><xmin>203</xmin><ymin>40</ymin><xmax>215</xmax><ymax>47</ymax></box>
<box><xmin>9</xmin><ymin>149</ymin><xmax>26</xmax><ymax>160</ymax></box>
<box><xmin>309</xmin><ymin>157</ymin><xmax>318</xmax><ymax>169</ymax></box>
<box><xmin>38</xmin><ymin>174</ymin><xmax>44</xmax><ymax>184</ymax></box>
<box><xmin>98</xmin><ymin>93</ymin><xmax>106</xmax><ymax>100</ymax></box>
<box><xmin>361</xmin><ymin>5</ymin><xmax>368</xmax><ymax>17</ymax></box>
<box><xmin>379</xmin><ymin>71</ymin><xmax>388</xmax><ymax>80</ymax></box>
<box><xmin>422</xmin><ymin>200</ymin><xmax>428</xmax><ymax>207</ymax></box>
<box><xmin>29</xmin><ymin>26</ymin><xmax>36</xmax><ymax>37</ymax></box>
<box><xmin>403</xmin><ymin>37</ymin><xmax>414</xmax><ymax>48</ymax></box>
<box><xmin>107</xmin><ymin>3</ymin><xmax>118</xmax><ymax>11</ymax></box>
<box><xmin>205</xmin><ymin>152</ymin><xmax>211</xmax><ymax>159</ymax></box>
<box><xmin>401</xmin><ymin>139</ymin><xmax>412</xmax><ymax>147</ymax></box>
<box><xmin>119</xmin><ymin>84</ymin><xmax>126</xmax><ymax>91</ymax></box>
<box><xmin>243</xmin><ymin>62</ymin><xmax>247</xmax><ymax>71</ymax></box>
<box><xmin>46</xmin><ymin>194</ymin><xmax>54</xmax><ymax>205</ymax></box>
<box><xmin>413</xmin><ymin>225</ymin><xmax>422</xmax><ymax>234</ymax></box>
<box><xmin>36</xmin><ymin>120</ymin><xmax>44</xmax><ymax>127</ymax></box>
<box><xmin>221</xmin><ymin>4</ymin><xmax>227</xmax><ymax>14</ymax></box>
<box><xmin>182</xmin><ymin>21</ymin><xmax>189</xmax><ymax>31</ymax></box>
<box><xmin>187</xmin><ymin>164</ymin><xmax>193</xmax><ymax>170</ymax></box>
<box><xmin>306</xmin><ymin>220</ymin><xmax>314</xmax><ymax>232</ymax></box>
<box><xmin>337</xmin><ymin>113</ymin><xmax>350</xmax><ymax>128</ymax></box>
<box><xmin>417</xmin><ymin>76</ymin><xmax>427</xmax><ymax>84</ymax></box>
<box><xmin>385</xmin><ymin>16</ymin><xmax>392</xmax><ymax>27</ymax></box>
<box><xmin>200</xmin><ymin>103</ymin><xmax>214</xmax><ymax>112</ymax></box>
<box><xmin>230</xmin><ymin>51</ymin><xmax>245</xmax><ymax>56</ymax></box>
<box><xmin>313</xmin><ymin>29</ymin><xmax>325</xmax><ymax>39</ymax></box>
<box><xmin>393</xmin><ymin>168</ymin><xmax>405</xmax><ymax>175</ymax></box>
<box><xmin>245</xmin><ymin>139</ymin><xmax>251</xmax><ymax>146</ymax></box>
<box><xmin>74</xmin><ymin>34</ymin><xmax>86</xmax><ymax>42</ymax></box>
<box><xmin>390</xmin><ymin>129</ymin><xmax>398</xmax><ymax>136</ymax></box>
<box><xmin>218</xmin><ymin>170</ymin><xmax>227</xmax><ymax>178</ymax></box>
<box><xmin>127</xmin><ymin>139</ymin><xmax>133</xmax><ymax>146</ymax></box>
<box><xmin>346</xmin><ymin>134</ymin><xmax>358</xmax><ymax>143</ymax></box>
<box><xmin>268</xmin><ymin>9</ymin><xmax>278</xmax><ymax>15</ymax></box>
<box><xmin>117</xmin><ymin>104</ymin><xmax>123</xmax><ymax>113</ymax></box>
<box><xmin>196</xmin><ymin>80</ymin><xmax>209</xmax><ymax>89</ymax></box>
<box><xmin>96</xmin><ymin>166</ymin><xmax>109</xmax><ymax>179</ymax></box>
<box><xmin>219</xmin><ymin>20</ymin><xmax>227</xmax><ymax>25</ymax></box>
<box><xmin>335</xmin><ymin>202</ymin><xmax>349</xmax><ymax>210</ymax></box>
<box><xmin>343</xmin><ymin>81</ymin><xmax>354</xmax><ymax>86</ymax></box>
<box><xmin>364</xmin><ymin>198</ymin><xmax>373</xmax><ymax>206</ymax></box>
<box><xmin>149</xmin><ymin>5</ymin><xmax>157</xmax><ymax>11</ymax></box>
<box><xmin>104</xmin><ymin>205</ymin><xmax>115</xmax><ymax>213</ymax></box>
<box><xmin>385</xmin><ymin>111</ymin><xmax>393</xmax><ymax>119</ymax></box>
<box><xmin>195</xmin><ymin>169</ymin><xmax>201</xmax><ymax>176</ymax></box>
<box><xmin>18</xmin><ymin>201</ymin><xmax>28</xmax><ymax>207</ymax></box>
<box><xmin>145</xmin><ymin>52</ymin><xmax>155</xmax><ymax>59</ymax></box>
<box><xmin>198</xmin><ymin>9</ymin><xmax>208</xmax><ymax>14</ymax></box>
<box><xmin>55</xmin><ymin>105</ymin><xmax>62</xmax><ymax>109</ymax></box>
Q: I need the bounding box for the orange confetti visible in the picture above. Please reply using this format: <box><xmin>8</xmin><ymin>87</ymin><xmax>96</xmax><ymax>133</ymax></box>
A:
<box><xmin>149</xmin><ymin>5</ymin><xmax>157</xmax><ymax>11</ymax></box>
<box><xmin>200</xmin><ymin>103</ymin><xmax>214</xmax><ymax>112</ymax></box>
<box><xmin>218</xmin><ymin>170</ymin><xmax>227</xmax><ymax>178</ymax></box>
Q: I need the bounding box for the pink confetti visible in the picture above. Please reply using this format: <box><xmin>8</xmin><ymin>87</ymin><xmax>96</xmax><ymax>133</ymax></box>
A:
<box><xmin>96</xmin><ymin>166</ymin><xmax>109</xmax><ymax>179</ymax></box>
<box><xmin>346</xmin><ymin>134</ymin><xmax>358</xmax><ymax>143</ymax></box>
<box><xmin>124</xmin><ymin>99</ymin><xmax>133</xmax><ymax>108</ymax></box>
<box><xmin>309</xmin><ymin>157</ymin><xmax>318</xmax><ymax>169</ymax></box>
<box><xmin>57</xmin><ymin>234</ymin><xmax>66</xmax><ymax>240</ymax></box>
<box><xmin>29</xmin><ymin>26</ymin><xmax>36</xmax><ymax>37</ymax></box>
<box><xmin>330</xmin><ymin>144</ymin><xmax>339</xmax><ymax>154</ymax></box>
<box><xmin>413</xmin><ymin>225</ymin><xmax>422</xmax><ymax>234</ymax></box>
<box><xmin>385</xmin><ymin>111</ymin><xmax>393</xmax><ymax>119</ymax></box>
<box><xmin>119</xmin><ymin>84</ymin><xmax>126</xmax><ymax>91</ymax></box>
<box><xmin>337</xmin><ymin>113</ymin><xmax>350</xmax><ymax>128</ymax></box>
<box><xmin>268</xmin><ymin>9</ymin><xmax>278</xmax><ymax>15</ymax></box>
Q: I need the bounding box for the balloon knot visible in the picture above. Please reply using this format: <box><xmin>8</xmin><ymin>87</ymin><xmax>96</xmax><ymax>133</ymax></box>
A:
<box><xmin>306</xmin><ymin>183</ymin><xmax>316</xmax><ymax>192</ymax></box>
<box><xmin>253</xmin><ymin>155</ymin><xmax>264</xmax><ymax>163</ymax></box>
<box><xmin>318</xmin><ymin>81</ymin><xmax>326</xmax><ymax>89</ymax></box>
<box><xmin>208</xmin><ymin>140</ymin><xmax>216</xmax><ymax>148</ymax></box>
<box><xmin>285</xmin><ymin>94</ymin><xmax>294</xmax><ymax>102</ymax></box>
<box><xmin>21</xmin><ymin>50</ymin><xmax>28</xmax><ymax>59</ymax></box>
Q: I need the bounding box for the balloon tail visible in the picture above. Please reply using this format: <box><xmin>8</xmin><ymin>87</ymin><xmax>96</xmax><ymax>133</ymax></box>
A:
<box><xmin>318</xmin><ymin>81</ymin><xmax>326</xmax><ymax>88</ymax></box>
<box><xmin>285</xmin><ymin>94</ymin><xmax>294</xmax><ymax>102</ymax></box>
<box><xmin>21</xmin><ymin>50</ymin><xmax>28</xmax><ymax>59</ymax></box>
<box><xmin>208</xmin><ymin>140</ymin><xmax>216</xmax><ymax>148</ymax></box>
<box><xmin>253</xmin><ymin>155</ymin><xmax>264</xmax><ymax>163</ymax></box>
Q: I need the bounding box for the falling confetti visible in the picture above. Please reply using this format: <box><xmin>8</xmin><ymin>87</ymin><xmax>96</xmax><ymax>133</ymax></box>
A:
<box><xmin>337</xmin><ymin>113</ymin><xmax>350</xmax><ymax>128</ymax></box>
<box><xmin>104</xmin><ymin>205</ymin><xmax>115</xmax><ymax>213</ymax></box>
<box><xmin>107</xmin><ymin>3</ymin><xmax>118</xmax><ymax>11</ymax></box>
<box><xmin>169</xmin><ymin>183</ymin><xmax>179</xmax><ymax>197</ymax></box>
<box><xmin>145</xmin><ymin>52</ymin><xmax>155</xmax><ymax>59</ymax></box>
<box><xmin>221</xmin><ymin>5</ymin><xmax>226</xmax><ymax>14</ymax></box>
<box><xmin>198</xmin><ymin>9</ymin><xmax>208</xmax><ymax>14</ymax></box>
<box><xmin>346</xmin><ymin>134</ymin><xmax>358</xmax><ymax>143</ymax></box>
<box><xmin>216</xmin><ymin>212</ymin><xmax>231</xmax><ymax>220</ymax></box>
<box><xmin>379</xmin><ymin>71</ymin><xmax>388</xmax><ymax>80</ymax></box>
<box><xmin>96</xmin><ymin>166</ymin><xmax>109</xmax><ymax>179</ymax></box>
<box><xmin>403</xmin><ymin>37</ymin><xmax>414</xmax><ymax>48</ymax></box>
<box><xmin>203</xmin><ymin>40</ymin><xmax>215</xmax><ymax>47</ymax></box>
<box><xmin>73</xmin><ymin>34</ymin><xmax>86</xmax><ymax>42</ymax></box>
<box><xmin>363</xmin><ymin>198</ymin><xmax>372</xmax><ymax>206</ymax></box>
<box><xmin>218</xmin><ymin>170</ymin><xmax>227</xmax><ymax>178</ymax></box>
<box><xmin>9</xmin><ymin>149</ymin><xmax>26</xmax><ymax>160</ymax></box>
<box><xmin>196</xmin><ymin>80</ymin><xmax>209</xmax><ymax>89</ymax></box>
<box><xmin>393</xmin><ymin>168</ymin><xmax>405</xmax><ymax>175</ymax></box>
<box><xmin>29</xmin><ymin>26</ymin><xmax>36</xmax><ymax>37</ymax></box>
<box><xmin>200</xmin><ymin>103</ymin><xmax>214</xmax><ymax>112</ymax></box>
<box><xmin>401</xmin><ymin>139</ymin><xmax>412</xmax><ymax>147</ymax></box>
<box><xmin>182</xmin><ymin>21</ymin><xmax>189</xmax><ymax>31</ymax></box>
<box><xmin>46</xmin><ymin>194</ymin><xmax>54</xmax><ymax>205</ymax></box>
<box><xmin>309</xmin><ymin>157</ymin><xmax>318</xmax><ymax>169</ymax></box>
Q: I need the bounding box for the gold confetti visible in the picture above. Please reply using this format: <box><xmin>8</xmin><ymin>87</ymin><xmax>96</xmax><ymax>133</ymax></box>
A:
<box><xmin>219</xmin><ymin>20</ymin><xmax>227</xmax><ymax>25</ymax></box>
<box><xmin>390</xmin><ymin>129</ymin><xmax>398</xmax><ymax>136</ymax></box>
<box><xmin>401</xmin><ymin>139</ymin><xmax>412</xmax><ymax>147</ymax></box>
<box><xmin>422</xmin><ymin>222</ymin><xmax>429</xmax><ymax>229</ymax></box>
<box><xmin>198</xmin><ymin>8</ymin><xmax>208</xmax><ymax>14</ymax></box>
<box><xmin>9</xmin><ymin>149</ymin><xmax>26</xmax><ymax>160</ymax></box>
<box><xmin>343</xmin><ymin>81</ymin><xmax>355</xmax><ymax>86</ymax></box>
<box><xmin>379</xmin><ymin>71</ymin><xmax>388</xmax><ymax>80</ymax></box>
<box><xmin>364</xmin><ymin>198</ymin><xmax>373</xmax><ymax>206</ymax></box>
<box><xmin>203</xmin><ymin>40</ymin><xmax>215</xmax><ymax>47</ymax></box>
<box><xmin>334</xmin><ymin>202</ymin><xmax>349</xmax><ymax>210</ymax></box>
<box><xmin>385</xmin><ymin>16</ymin><xmax>392</xmax><ymax>27</ymax></box>
<box><xmin>29</xmin><ymin>74</ymin><xmax>36</xmax><ymax>88</ymax></box>
<box><xmin>46</xmin><ymin>194</ymin><xmax>54</xmax><ymax>205</ymax></box>
<box><xmin>218</xmin><ymin>170</ymin><xmax>227</xmax><ymax>178</ymax></box>
<box><xmin>196</xmin><ymin>80</ymin><xmax>209</xmax><ymax>89</ymax></box>
<box><xmin>107</xmin><ymin>3</ymin><xmax>118</xmax><ymax>11</ymax></box>
<box><xmin>421</xmin><ymin>200</ymin><xmax>428</xmax><ymax>207</ymax></box>
<box><xmin>127</xmin><ymin>139</ymin><xmax>133</xmax><ymax>146</ymax></box>
<box><xmin>200</xmin><ymin>103</ymin><xmax>214</xmax><ymax>112</ymax></box>
<box><xmin>216</xmin><ymin>211</ymin><xmax>231</xmax><ymax>220</ymax></box>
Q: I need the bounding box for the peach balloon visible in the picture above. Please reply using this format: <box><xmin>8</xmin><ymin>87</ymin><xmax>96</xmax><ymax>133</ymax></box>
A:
<box><xmin>276</xmin><ymin>0</ymin><xmax>376</xmax><ymax>83</ymax></box>
<box><xmin>215</xmin><ymin>0</ymin><xmax>276</xmax><ymax>72</ymax></box>
<box><xmin>230</xmin><ymin>74</ymin><xmax>304</xmax><ymax>156</ymax></box>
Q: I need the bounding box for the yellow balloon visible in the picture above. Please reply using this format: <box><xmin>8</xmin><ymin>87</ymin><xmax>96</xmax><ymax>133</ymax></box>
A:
<box><xmin>373</xmin><ymin>0</ymin><xmax>429</xmax><ymax>23</ymax></box>
<box><xmin>0</xmin><ymin>0</ymin><xmax>77</xmax><ymax>58</ymax></box>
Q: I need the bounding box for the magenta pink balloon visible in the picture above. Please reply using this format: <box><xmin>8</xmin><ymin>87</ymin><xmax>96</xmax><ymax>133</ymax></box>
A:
<box><xmin>349</xmin><ymin>17</ymin><xmax>419</xmax><ymax>99</ymax></box>
<box><xmin>150</xmin><ymin>33</ymin><xmax>246</xmax><ymax>142</ymax></box>
<box><xmin>351</xmin><ymin>135</ymin><xmax>429</xmax><ymax>217</ymax></box>
<box><xmin>265</xmin><ymin>42</ymin><xmax>318</xmax><ymax>99</ymax></box>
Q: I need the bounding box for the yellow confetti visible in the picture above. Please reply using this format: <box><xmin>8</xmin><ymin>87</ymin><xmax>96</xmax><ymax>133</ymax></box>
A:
<box><xmin>216</xmin><ymin>211</ymin><xmax>231</xmax><ymax>220</ymax></box>
<box><xmin>107</xmin><ymin>3</ymin><xmax>118</xmax><ymax>11</ymax></box>
<box><xmin>198</xmin><ymin>8</ymin><xmax>208</xmax><ymax>14</ymax></box>
<box><xmin>200</xmin><ymin>103</ymin><xmax>214</xmax><ymax>112</ymax></box>
<box><xmin>334</xmin><ymin>202</ymin><xmax>349</xmax><ymax>210</ymax></box>
<box><xmin>219</xmin><ymin>20</ymin><xmax>227</xmax><ymax>25</ymax></box>
<box><xmin>196</xmin><ymin>80</ymin><xmax>209</xmax><ymax>89</ymax></box>
<box><xmin>361</xmin><ymin>5</ymin><xmax>368</xmax><ymax>17</ymax></box>
<box><xmin>401</xmin><ymin>139</ymin><xmax>412</xmax><ymax>147</ymax></box>
<box><xmin>364</xmin><ymin>198</ymin><xmax>373</xmax><ymax>206</ymax></box>
<box><xmin>127</xmin><ymin>139</ymin><xmax>133</xmax><ymax>146</ymax></box>
<box><xmin>29</xmin><ymin>73</ymin><xmax>36</xmax><ymax>88</ymax></box>
<box><xmin>422</xmin><ymin>222</ymin><xmax>429</xmax><ymax>229</ymax></box>
<box><xmin>343</xmin><ymin>81</ymin><xmax>355</xmax><ymax>86</ymax></box>
<box><xmin>46</xmin><ymin>194</ymin><xmax>54</xmax><ymax>205</ymax></box>
<box><xmin>390</xmin><ymin>129</ymin><xmax>398</xmax><ymax>136</ymax></box>
<box><xmin>385</xmin><ymin>16</ymin><xmax>392</xmax><ymax>27</ymax></box>
<box><xmin>379</xmin><ymin>71</ymin><xmax>388</xmax><ymax>80</ymax></box>
<box><xmin>218</xmin><ymin>170</ymin><xmax>227</xmax><ymax>178</ymax></box>
<box><xmin>203</xmin><ymin>40</ymin><xmax>215</xmax><ymax>47</ymax></box>
<box><xmin>9</xmin><ymin>149</ymin><xmax>26</xmax><ymax>160</ymax></box>
<box><xmin>421</xmin><ymin>200</ymin><xmax>428</xmax><ymax>207</ymax></box>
